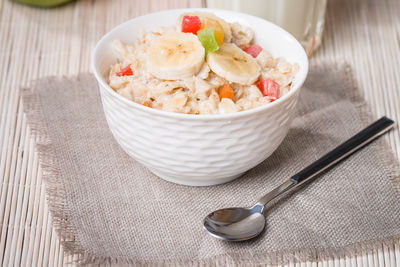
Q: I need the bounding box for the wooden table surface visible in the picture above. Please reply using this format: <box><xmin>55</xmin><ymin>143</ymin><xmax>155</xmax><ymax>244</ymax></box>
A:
<box><xmin>0</xmin><ymin>0</ymin><xmax>399</xmax><ymax>266</ymax></box>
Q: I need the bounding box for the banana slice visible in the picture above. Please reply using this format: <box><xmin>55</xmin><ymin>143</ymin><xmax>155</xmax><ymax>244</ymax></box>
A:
<box><xmin>207</xmin><ymin>43</ymin><xmax>261</xmax><ymax>85</ymax></box>
<box><xmin>179</xmin><ymin>12</ymin><xmax>232</xmax><ymax>43</ymax></box>
<box><xmin>147</xmin><ymin>32</ymin><xmax>205</xmax><ymax>80</ymax></box>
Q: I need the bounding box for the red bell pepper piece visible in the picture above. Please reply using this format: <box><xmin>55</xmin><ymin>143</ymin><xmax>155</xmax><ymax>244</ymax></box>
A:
<box><xmin>117</xmin><ymin>64</ymin><xmax>133</xmax><ymax>77</ymax></box>
<box><xmin>243</xmin><ymin>44</ymin><xmax>263</xmax><ymax>58</ymax></box>
<box><xmin>256</xmin><ymin>79</ymin><xmax>280</xmax><ymax>102</ymax></box>
<box><xmin>181</xmin><ymin>16</ymin><xmax>202</xmax><ymax>35</ymax></box>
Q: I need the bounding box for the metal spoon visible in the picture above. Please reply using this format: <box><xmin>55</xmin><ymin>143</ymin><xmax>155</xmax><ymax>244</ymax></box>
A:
<box><xmin>204</xmin><ymin>116</ymin><xmax>395</xmax><ymax>241</ymax></box>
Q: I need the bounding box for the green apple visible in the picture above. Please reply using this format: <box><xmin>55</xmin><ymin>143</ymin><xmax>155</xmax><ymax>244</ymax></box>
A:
<box><xmin>15</xmin><ymin>0</ymin><xmax>74</xmax><ymax>7</ymax></box>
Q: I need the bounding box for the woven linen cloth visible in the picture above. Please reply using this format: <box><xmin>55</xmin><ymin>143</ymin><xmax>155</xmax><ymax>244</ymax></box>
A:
<box><xmin>22</xmin><ymin>63</ymin><xmax>400</xmax><ymax>265</ymax></box>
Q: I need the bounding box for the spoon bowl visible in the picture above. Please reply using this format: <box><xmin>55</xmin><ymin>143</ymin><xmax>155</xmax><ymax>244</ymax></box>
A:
<box><xmin>203</xmin><ymin>206</ymin><xmax>265</xmax><ymax>241</ymax></box>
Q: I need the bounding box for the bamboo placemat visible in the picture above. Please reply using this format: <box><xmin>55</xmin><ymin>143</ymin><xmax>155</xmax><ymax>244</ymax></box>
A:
<box><xmin>0</xmin><ymin>0</ymin><xmax>399</xmax><ymax>266</ymax></box>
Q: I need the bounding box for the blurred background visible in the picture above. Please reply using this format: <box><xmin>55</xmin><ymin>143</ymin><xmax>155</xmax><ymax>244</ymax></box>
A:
<box><xmin>13</xmin><ymin>0</ymin><xmax>327</xmax><ymax>55</ymax></box>
<box><xmin>204</xmin><ymin>0</ymin><xmax>327</xmax><ymax>55</ymax></box>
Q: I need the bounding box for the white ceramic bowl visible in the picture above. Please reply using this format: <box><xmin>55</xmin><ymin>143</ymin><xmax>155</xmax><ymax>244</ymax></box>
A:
<box><xmin>92</xmin><ymin>8</ymin><xmax>308</xmax><ymax>186</ymax></box>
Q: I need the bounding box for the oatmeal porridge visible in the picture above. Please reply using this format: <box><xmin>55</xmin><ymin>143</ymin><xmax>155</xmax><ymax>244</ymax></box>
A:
<box><xmin>108</xmin><ymin>13</ymin><xmax>298</xmax><ymax>114</ymax></box>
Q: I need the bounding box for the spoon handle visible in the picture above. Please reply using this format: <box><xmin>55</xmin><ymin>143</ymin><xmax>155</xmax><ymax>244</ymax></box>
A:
<box><xmin>255</xmin><ymin>116</ymin><xmax>395</xmax><ymax>208</ymax></box>
<box><xmin>290</xmin><ymin>116</ymin><xmax>394</xmax><ymax>184</ymax></box>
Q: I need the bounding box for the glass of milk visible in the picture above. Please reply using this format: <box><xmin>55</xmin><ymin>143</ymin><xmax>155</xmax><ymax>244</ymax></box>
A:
<box><xmin>204</xmin><ymin>0</ymin><xmax>327</xmax><ymax>56</ymax></box>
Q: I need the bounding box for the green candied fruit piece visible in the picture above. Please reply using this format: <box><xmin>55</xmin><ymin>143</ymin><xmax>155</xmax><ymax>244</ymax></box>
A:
<box><xmin>197</xmin><ymin>28</ymin><xmax>219</xmax><ymax>54</ymax></box>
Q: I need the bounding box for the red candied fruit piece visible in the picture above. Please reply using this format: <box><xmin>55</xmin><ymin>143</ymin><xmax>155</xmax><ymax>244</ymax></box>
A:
<box><xmin>243</xmin><ymin>44</ymin><xmax>263</xmax><ymax>58</ymax></box>
<box><xmin>256</xmin><ymin>79</ymin><xmax>280</xmax><ymax>102</ymax></box>
<box><xmin>181</xmin><ymin>16</ymin><xmax>202</xmax><ymax>35</ymax></box>
<box><xmin>117</xmin><ymin>64</ymin><xmax>133</xmax><ymax>77</ymax></box>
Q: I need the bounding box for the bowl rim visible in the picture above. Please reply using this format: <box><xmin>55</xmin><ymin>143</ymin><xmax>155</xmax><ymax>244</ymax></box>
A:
<box><xmin>91</xmin><ymin>8</ymin><xmax>309</xmax><ymax>121</ymax></box>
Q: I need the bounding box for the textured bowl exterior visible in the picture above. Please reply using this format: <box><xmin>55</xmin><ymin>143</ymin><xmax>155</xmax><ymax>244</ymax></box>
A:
<box><xmin>99</xmin><ymin>84</ymin><xmax>299</xmax><ymax>186</ymax></box>
<box><xmin>92</xmin><ymin>8</ymin><xmax>308</xmax><ymax>186</ymax></box>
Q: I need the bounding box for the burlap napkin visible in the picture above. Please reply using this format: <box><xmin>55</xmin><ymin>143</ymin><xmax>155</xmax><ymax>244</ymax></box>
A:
<box><xmin>22</xmin><ymin>63</ymin><xmax>400</xmax><ymax>266</ymax></box>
